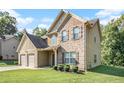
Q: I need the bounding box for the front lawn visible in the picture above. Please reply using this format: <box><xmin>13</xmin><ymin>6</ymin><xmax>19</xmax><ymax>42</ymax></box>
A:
<box><xmin>0</xmin><ymin>65</ymin><xmax>124</xmax><ymax>83</ymax></box>
<box><xmin>0</xmin><ymin>60</ymin><xmax>18</xmax><ymax>67</ymax></box>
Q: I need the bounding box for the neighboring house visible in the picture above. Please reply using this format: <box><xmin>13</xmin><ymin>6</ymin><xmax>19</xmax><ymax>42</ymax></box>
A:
<box><xmin>0</xmin><ymin>35</ymin><xmax>19</xmax><ymax>60</ymax></box>
<box><xmin>17</xmin><ymin>10</ymin><xmax>101</xmax><ymax>71</ymax></box>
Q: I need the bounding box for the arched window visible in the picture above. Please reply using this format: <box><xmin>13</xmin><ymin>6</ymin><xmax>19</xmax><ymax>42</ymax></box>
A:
<box><xmin>51</xmin><ymin>35</ymin><xmax>57</xmax><ymax>45</ymax></box>
<box><xmin>73</xmin><ymin>27</ymin><xmax>80</xmax><ymax>39</ymax></box>
<box><xmin>62</xmin><ymin>31</ymin><xmax>68</xmax><ymax>42</ymax></box>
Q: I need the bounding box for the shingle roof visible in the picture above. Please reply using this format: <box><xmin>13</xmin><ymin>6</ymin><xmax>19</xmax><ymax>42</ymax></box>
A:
<box><xmin>0</xmin><ymin>35</ymin><xmax>14</xmax><ymax>40</ymax></box>
<box><xmin>26</xmin><ymin>33</ymin><xmax>48</xmax><ymax>48</ymax></box>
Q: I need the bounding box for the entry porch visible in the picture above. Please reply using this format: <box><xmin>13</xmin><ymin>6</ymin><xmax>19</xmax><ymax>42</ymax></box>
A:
<box><xmin>37</xmin><ymin>45</ymin><xmax>59</xmax><ymax>67</ymax></box>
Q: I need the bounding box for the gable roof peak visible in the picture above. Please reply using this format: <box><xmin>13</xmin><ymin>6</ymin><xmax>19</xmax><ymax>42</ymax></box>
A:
<box><xmin>61</xmin><ymin>9</ymin><xmax>87</xmax><ymax>22</ymax></box>
<box><xmin>26</xmin><ymin>33</ymin><xmax>48</xmax><ymax>48</ymax></box>
<box><xmin>61</xmin><ymin>9</ymin><xmax>69</xmax><ymax>14</ymax></box>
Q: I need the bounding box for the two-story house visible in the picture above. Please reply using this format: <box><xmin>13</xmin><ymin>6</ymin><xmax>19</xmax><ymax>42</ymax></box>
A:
<box><xmin>0</xmin><ymin>35</ymin><xmax>19</xmax><ymax>60</ymax></box>
<box><xmin>17</xmin><ymin>10</ymin><xmax>101</xmax><ymax>71</ymax></box>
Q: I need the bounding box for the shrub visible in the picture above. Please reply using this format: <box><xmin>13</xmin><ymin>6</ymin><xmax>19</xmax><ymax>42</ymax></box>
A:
<box><xmin>64</xmin><ymin>65</ymin><xmax>70</xmax><ymax>72</ymax></box>
<box><xmin>14</xmin><ymin>61</ymin><xmax>18</xmax><ymax>65</ymax></box>
<box><xmin>72</xmin><ymin>66</ymin><xmax>78</xmax><ymax>73</ymax></box>
<box><xmin>53</xmin><ymin>65</ymin><xmax>58</xmax><ymax>70</ymax></box>
<box><xmin>58</xmin><ymin>64</ymin><xmax>64</xmax><ymax>71</ymax></box>
<box><xmin>0</xmin><ymin>62</ymin><xmax>6</xmax><ymax>66</ymax></box>
<box><xmin>78</xmin><ymin>70</ymin><xmax>86</xmax><ymax>74</ymax></box>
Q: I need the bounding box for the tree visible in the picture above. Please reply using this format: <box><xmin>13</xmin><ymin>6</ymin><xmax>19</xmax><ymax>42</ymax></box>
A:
<box><xmin>15</xmin><ymin>31</ymin><xmax>23</xmax><ymax>41</ymax></box>
<box><xmin>15</xmin><ymin>28</ymin><xmax>27</xmax><ymax>41</ymax></box>
<box><xmin>0</xmin><ymin>11</ymin><xmax>17</xmax><ymax>35</ymax></box>
<box><xmin>101</xmin><ymin>14</ymin><xmax>124</xmax><ymax>66</ymax></box>
<box><xmin>33</xmin><ymin>27</ymin><xmax>47</xmax><ymax>37</ymax></box>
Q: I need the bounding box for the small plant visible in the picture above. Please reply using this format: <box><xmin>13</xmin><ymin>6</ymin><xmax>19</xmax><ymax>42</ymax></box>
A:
<box><xmin>58</xmin><ymin>64</ymin><xmax>64</xmax><ymax>71</ymax></box>
<box><xmin>72</xmin><ymin>66</ymin><xmax>78</xmax><ymax>73</ymax></box>
<box><xmin>53</xmin><ymin>65</ymin><xmax>58</xmax><ymax>70</ymax></box>
<box><xmin>78</xmin><ymin>70</ymin><xmax>86</xmax><ymax>74</ymax></box>
<box><xmin>64</xmin><ymin>64</ymin><xmax>70</xmax><ymax>72</ymax></box>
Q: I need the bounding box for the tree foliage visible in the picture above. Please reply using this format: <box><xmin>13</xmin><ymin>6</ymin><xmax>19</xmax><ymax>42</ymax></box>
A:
<box><xmin>15</xmin><ymin>29</ymin><xmax>27</xmax><ymax>41</ymax></box>
<box><xmin>0</xmin><ymin>11</ymin><xmax>17</xmax><ymax>35</ymax></box>
<box><xmin>33</xmin><ymin>27</ymin><xmax>47</xmax><ymax>37</ymax></box>
<box><xmin>101</xmin><ymin>14</ymin><xmax>124</xmax><ymax>66</ymax></box>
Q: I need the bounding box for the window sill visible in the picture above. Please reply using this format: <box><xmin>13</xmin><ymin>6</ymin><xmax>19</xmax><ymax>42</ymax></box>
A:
<box><xmin>72</xmin><ymin>38</ymin><xmax>80</xmax><ymax>41</ymax></box>
<box><xmin>61</xmin><ymin>40</ymin><xmax>68</xmax><ymax>42</ymax></box>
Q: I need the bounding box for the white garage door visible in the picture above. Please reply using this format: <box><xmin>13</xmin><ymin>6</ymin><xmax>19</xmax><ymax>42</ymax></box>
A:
<box><xmin>20</xmin><ymin>55</ymin><xmax>27</xmax><ymax>67</ymax></box>
<box><xmin>28</xmin><ymin>54</ymin><xmax>35</xmax><ymax>68</ymax></box>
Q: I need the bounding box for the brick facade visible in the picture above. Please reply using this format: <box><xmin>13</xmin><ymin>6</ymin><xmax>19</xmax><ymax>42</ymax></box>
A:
<box><xmin>47</xmin><ymin>16</ymin><xmax>86</xmax><ymax>70</ymax></box>
<box><xmin>47</xmin><ymin>11</ymin><xmax>101</xmax><ymax>71</ymax></box>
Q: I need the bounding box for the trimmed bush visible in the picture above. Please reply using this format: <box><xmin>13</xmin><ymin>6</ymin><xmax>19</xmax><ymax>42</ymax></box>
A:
<box><xmin>72</xmin><ymin>66</ymin><xmax>78</xmax><ymax>73</ymax></box>
<box><xmin>58</xmin><ymin>64</ymin><xmax>64</xmax><ymax>71</ymax></box>
<box><xmin>64</xmin><ymin>65</ymin><xmax>70</xmax><ymax>72</ymax></box>
<box><xmin>53</xmin><ymin>66</ymin><xmax>58</xmax><ymax>70</ymax></box>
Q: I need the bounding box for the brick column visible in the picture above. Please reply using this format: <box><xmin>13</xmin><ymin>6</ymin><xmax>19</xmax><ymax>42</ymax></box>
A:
<box><xmin>54</xmin><ymin>49</ymin><xmax>57</xmax><ymax>66</ymax></box>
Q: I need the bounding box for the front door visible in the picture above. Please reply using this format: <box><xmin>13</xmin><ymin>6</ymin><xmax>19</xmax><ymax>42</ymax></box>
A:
<box><xmin>52</xmin><ymin>54</ymin><xmax>55</xmax><ymax>66</ymax></box>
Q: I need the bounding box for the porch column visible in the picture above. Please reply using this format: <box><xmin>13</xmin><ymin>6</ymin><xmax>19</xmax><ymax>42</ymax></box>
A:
<box><xmin>54</xmin><ymin>49</ymin><xmax>57</xmax><ymax>66</ymax></box>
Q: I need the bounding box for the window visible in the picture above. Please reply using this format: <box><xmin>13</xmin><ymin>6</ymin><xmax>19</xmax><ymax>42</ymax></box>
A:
<box><xmin>62</xmin><ymin>31</ymin><xmax>68</xmax><ymax>42</ymax></box>
<box><xmin>64</xmin><ymin>52</ymin><xmax>70</xmax><ymax>64</ymax></box>
<box><xmin>11</xmin><ymin>55</ymin><xmax>15</xmax><ymax>57</ymax></box>
<box><xmin>64</xmin><ymin>52</ymin><xmax>77</xmax><ymax>65</ymax></box>
<box><xmin>51</xmin><ymin>35</ymin><xmax>57</xmax><ymax>45</ymax></box>
<box><xmin>94</xmin><ymin>55</ymin><xmax>97</xmax><ymax>63</ymax></box>
<box><xmin>13</xmin><ymin>46</ymin><xmax>15</xmax><ymax>49</ymax></box>
<box><xmin>94</xmin><ymin>37</ymin><xmax>96</xmax><ymax>43</ymax></box>
<box><xmin>73</xmin><ymin>27</ymin><xmax>80</xmax><ymax>39</ymax></box>
<box><xmin>70</xmin><ymin>52</ymin><xmax>76</xmax><ymax>64</ymax></box>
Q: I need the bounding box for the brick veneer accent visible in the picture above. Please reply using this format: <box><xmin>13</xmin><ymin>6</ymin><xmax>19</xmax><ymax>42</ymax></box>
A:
<box><xmin>56</xmin><ymin>16</ymin><xmax>86</xmax><ymax>70</ymax></box>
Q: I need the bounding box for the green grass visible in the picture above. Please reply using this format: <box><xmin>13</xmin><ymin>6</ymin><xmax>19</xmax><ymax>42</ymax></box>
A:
<box><xmin>0</xmin><ymin>65</ymin><xmax>124</xmax><ymax>83</ymax></box>
<box><xmin>0</xmin><ymin>60</ymin><xmax>18</xmax><ymax>67</ymax></box>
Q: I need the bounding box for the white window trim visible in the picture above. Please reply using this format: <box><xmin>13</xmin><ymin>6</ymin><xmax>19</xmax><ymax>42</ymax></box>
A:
<box><xmin>64</xmin><ymin>52</ymin><xmax>76</xmax><ymax>64</ymax></box>
<box><xmin>72</xmin><ymin>26</ymin><xmax>81</xmax><ymax>39</ymax></box>
<box><xmin>51</xmin><ymin>35</ymin><xmax>57</xmax><ymax>45</ymax></box>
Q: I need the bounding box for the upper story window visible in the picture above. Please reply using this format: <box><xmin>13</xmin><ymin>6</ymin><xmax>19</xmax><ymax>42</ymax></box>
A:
<box><xmin>62</xmin><ymin>31</ymin><xmax>68</xmax><ymax>42</ymax></box>
<box><xmin>73</xmin><ymin>27</ymin><xmax>80</xmax><ymax>40</ymax></box>
<box><xmin>13</xmin><ymin>46</ymin><xmax>15</xmax><ymax>49</ymax></box>
<box><xmin>94</xmin><ymin>54</ymin><xmax>97</xmax><ymax>63</ymax></box>
<box><xmin>51</xmin><ymin>35</ymin><xmax>57</xmax><ymax>45</ymax></box>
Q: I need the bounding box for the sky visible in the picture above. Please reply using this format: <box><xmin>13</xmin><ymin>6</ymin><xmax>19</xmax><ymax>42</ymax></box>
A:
<box><xmin>0</xmin><ymin>9</ymin><xmax>124</xmax><ymax>33</ymax></box>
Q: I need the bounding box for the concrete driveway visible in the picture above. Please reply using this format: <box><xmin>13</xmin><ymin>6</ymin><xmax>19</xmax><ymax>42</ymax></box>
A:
<box><xmin>0</xmin><ymin>66</ymin><xmax>23</xmax><ymax>71</ymax></box>
<box><xmin>0</xmin><ymin>66</ymin><xmax>49</xmax><ymax>71</ymax></box>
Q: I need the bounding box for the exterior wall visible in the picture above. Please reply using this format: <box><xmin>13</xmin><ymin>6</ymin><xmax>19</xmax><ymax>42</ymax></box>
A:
<box><xmin>86</xmin><ymin>23</ymin><xmax>101</xmax><ymax>69</ymax></box>
<box><xmin>51</xmin><ymin>13</ymin><xmax>66</xmax><ymax>32</ymax></box>
<box><xmin>47</xmin><ymin>34</ymin><xmax>58</xmax><ymax>46</ymax></box>
<box><xmin>19</xmin><ymin>37</ymin><xmax>35</xmax><ymax>54</ymax></box>
<box><xmin>1</xmin><ymin>37</ymin><xmax>19</xmax><ymax>60</ymax></box>
<box><xmin>0</xmin><ymin>40</ymin><xmax>2</xmax><ymax>55</ymax></box>
<box><xmin>18</xmin><ymin>36</ymin><xmax>37</xmax><ymax>67</ymax></box>
<box><xmin>38</xmin><ymin>51</ymin><xmax>49</xmax><ymax>67</ymax></box>
<box><xmin>53</xmin><ymin>16</ymin><xmax>85</xmax><ymax>70</ymax></box>
<box><xmin>47</xmin><ymin>15</ymin><xmax>101</xmax><ymax>70</ymax></box>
